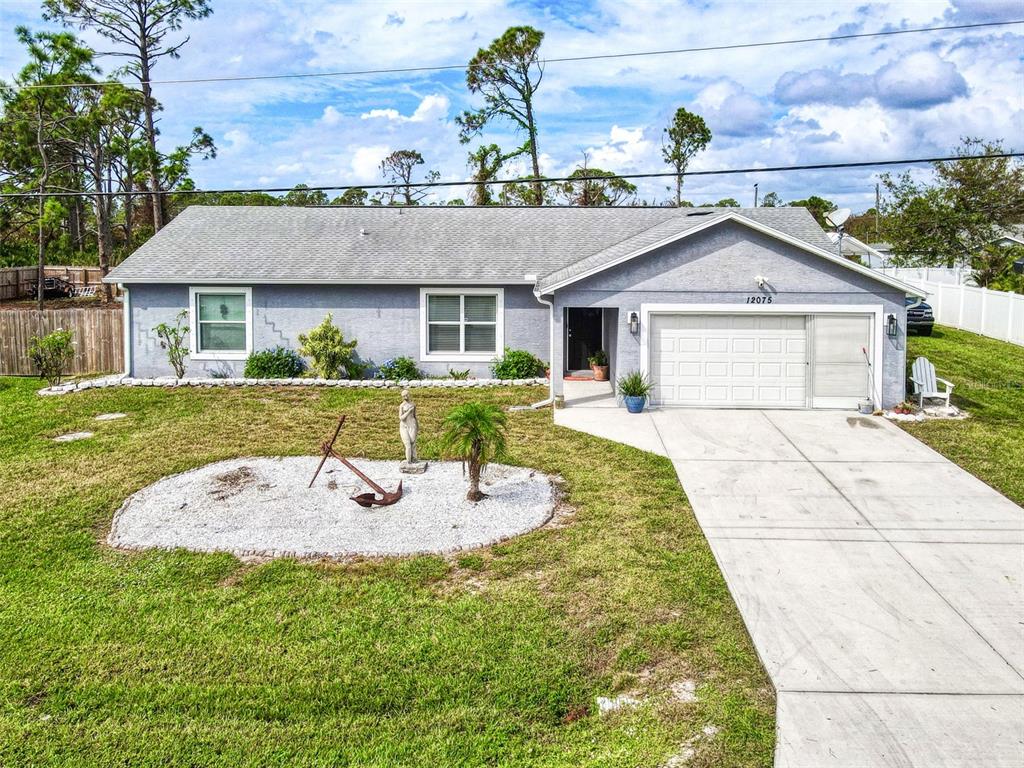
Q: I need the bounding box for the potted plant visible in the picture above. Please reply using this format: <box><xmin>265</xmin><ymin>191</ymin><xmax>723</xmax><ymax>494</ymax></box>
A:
<box><xmin>616</xmin><ymin>370</ymin><xmax>651</xmax><ymax>413</ymax></box>
<box><xmin>588</xmin><ymin>349</ymin><xmax>609</xmax><ymax>381</ymax></box>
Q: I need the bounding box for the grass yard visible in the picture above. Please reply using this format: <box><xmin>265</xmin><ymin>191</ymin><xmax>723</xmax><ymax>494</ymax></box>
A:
<box><xmin>0</xmin><ymin>379</ymin><xmax>773</xmax><ymax>767</ymax></box>
<box><xmin>904</xmin><ymin>325</ymin><xmax>1024</xmax><ymax>506</ymax></box>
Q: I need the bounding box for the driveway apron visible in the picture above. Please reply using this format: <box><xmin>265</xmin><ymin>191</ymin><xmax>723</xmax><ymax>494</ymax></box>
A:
<box><xmin>555</xmin><ymin>406</ymin><xmax>1024</xmax><ymax>767</ymax></box>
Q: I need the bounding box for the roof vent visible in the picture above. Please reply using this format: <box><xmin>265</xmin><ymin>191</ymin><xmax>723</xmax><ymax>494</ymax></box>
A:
<box><xmin>360</xmin><ymin>227</ymin><xmax>367</xmax><ymax>237</ymax></box>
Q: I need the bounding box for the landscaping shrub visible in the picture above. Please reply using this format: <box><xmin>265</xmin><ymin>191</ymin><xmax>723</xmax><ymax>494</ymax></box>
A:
<box><xmin>491</xmin><ymin>348</ymin><xmax>545</xmax><ymax>379</ymax></box>
<box><xmin>297</xmin><ymin>313</ymin><xmax>360</xmax><ymax>378</ymax></box>
<box><xmin>447</xmin><ymin>368</ymin><xmax>471</xmax><ymax>380</ymax></box>
<box><xmin>244</xmin><ymin>346</ymin><xmax>306</xmax><ymax>378</ymax></box>
<box><xmin>152</xmin><ymin>310</ymin><xmax>189</xmax><ymax>378</ymax></box>
<box><xmin>376</xmin><ymin>356</ymin><xmax>421</xmax><ymax>380</ymax></box>
<box><xmin>28</xmin><ymin>328</ymin><xmax>75</xmax><ymax>386</ymax></box>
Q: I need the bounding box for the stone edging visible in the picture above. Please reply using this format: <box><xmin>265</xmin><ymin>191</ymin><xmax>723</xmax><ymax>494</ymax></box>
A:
<box><xmin>39</xmin><ymin>375</ymin><xmax>549</xmax><ymax>396</ymax></box>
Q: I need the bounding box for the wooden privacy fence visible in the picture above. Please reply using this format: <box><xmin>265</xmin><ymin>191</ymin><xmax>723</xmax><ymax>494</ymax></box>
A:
<box><xmin>0</xmin><ymin>309</ymin><xmax>123</xmax><ymax>375</ymax></box>
<box><xmin>0</xmin><ymin>265</ymin><xmax>118</xmax><ymax>301</ymax></box>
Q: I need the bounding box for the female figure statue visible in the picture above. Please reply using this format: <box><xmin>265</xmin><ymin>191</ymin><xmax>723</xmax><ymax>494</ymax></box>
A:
<box><xmin>398</xmin><ymin>389</ymin><xmax>425</xmax><ymax>472</ymax></box>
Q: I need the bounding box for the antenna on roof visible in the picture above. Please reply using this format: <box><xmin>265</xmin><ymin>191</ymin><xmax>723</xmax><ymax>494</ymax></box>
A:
<box><xmin>825</xmin><ymin>207</ymin><xmax>851</xmax><ymax>256</ymax></box>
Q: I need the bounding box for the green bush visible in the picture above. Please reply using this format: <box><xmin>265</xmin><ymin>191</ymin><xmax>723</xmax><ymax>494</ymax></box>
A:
<box><xmin>28</xmin><ymin>328</ymin><xmax>75</xmax><ymax>386</ymax></box>
<box><xmin>447</xmin><ymin>368</ymin><xmax>471</xmax><ymax>380</ymax></box>
<box><xmin>297</xmin><ymin>314</ymin><xmax>360</xmax><ymax>378</ymax></box>
<box><xmin>244</xmin><ymin>346</ymin><xmax>306</xmax><ymax>378</ymax></box>
<box><xmin>377</xmin><ymin>356</ymin><xmax>421</xmax><ymax>380</ymax></box>
<box><xmin>588</xmin><ymin>349</ymin><xmax>608</xmax><ymax>366</ymax></box>
<box><xmin>491</xmin><ymin>348</ymin><xmax>545</xmax><ymax>379</ymax></box>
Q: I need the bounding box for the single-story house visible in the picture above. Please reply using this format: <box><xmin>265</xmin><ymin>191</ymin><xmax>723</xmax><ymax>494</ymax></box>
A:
<box><xmin>827</xmin><ymin>232</ymin><xmax>890</xmax><ymax>269</ymax></box>
<box><xmin>105</xmin><ymin>205</ymin><xmax>924</xmax><ymax>409</ymax></box>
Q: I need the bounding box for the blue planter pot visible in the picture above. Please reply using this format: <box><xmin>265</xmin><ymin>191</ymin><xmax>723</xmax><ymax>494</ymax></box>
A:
<box><xmin>623</xmin><ymin>395</ymin><xmax>646</xmax><ymax>413</ymax></box>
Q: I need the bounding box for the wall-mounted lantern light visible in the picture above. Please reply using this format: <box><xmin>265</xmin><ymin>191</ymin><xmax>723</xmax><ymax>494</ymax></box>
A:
<box><xmin>886</xmin><ymin>313</ymin><xmax>898</xmax><ymax>338</ymax></box>
<box><xmin>628</xmin><ymin>311</ymin><xmax>640</xmax><ymax>335</ymax></box>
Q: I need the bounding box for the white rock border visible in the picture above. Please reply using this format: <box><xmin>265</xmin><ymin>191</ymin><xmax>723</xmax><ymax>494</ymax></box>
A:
<box><xmin>39</xmin><ymin>374</ymin><xmax>548</xmax><ymax>396</ymax></box>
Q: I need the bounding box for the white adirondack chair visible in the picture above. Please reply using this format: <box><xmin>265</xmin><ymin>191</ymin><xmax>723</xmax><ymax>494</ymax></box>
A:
<box><xmin>910</xmin><ymin>357</ymin><xmax>954</xmax><ymax>408</ymax></box>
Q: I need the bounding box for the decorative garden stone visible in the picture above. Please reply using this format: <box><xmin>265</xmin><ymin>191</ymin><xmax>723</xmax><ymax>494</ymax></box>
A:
<box><xmin>398</xmin><ymin>389</ymin><xmax>427</xmax><ymax>474</ymax></box>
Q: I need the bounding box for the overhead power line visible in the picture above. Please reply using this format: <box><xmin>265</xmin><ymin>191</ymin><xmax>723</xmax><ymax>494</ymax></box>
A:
<box><xmin>2</xmin><ymin>153</ymin><xmax>1020</xmax><ymax>199</ymax></box>
<box><xmin>11</xmin><ymin>19</ymin><xmax>1022</xmax><ymax>90</ymax></box>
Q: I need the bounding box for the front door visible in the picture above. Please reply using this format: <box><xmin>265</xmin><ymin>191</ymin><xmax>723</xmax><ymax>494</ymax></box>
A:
<box><xmin>565</xmin><ymin>308</ymin><xmax>603</xmax><ymax>372</ymax></box>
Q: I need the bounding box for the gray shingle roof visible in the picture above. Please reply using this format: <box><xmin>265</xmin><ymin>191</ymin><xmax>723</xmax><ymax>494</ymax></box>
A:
<box><xmin>105</xmin><ymin>204</ymin><xmax>836</xmax><ymax>286</ymax></box>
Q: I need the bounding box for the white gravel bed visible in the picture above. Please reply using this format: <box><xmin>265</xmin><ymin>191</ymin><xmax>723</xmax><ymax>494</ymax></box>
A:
<box><xmin>108</xmin><ymin>457</ymin><xmax>555</xmax><ymax>559</ymax></box>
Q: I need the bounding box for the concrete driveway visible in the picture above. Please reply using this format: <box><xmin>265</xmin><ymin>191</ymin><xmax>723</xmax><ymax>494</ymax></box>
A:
<box><xmin>555</xmin><ymin>406</ymin><xmax>1024</xmax><ymax>767</ymax></box>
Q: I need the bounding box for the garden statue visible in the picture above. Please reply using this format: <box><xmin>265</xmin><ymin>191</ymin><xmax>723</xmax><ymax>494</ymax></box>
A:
<box><xmin>399</xmin><ymin>389</ymin><xmax>427</xmax><ymax>474</ymax></box>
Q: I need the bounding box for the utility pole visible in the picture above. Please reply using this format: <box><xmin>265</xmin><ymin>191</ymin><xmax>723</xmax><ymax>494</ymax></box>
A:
<box><xmin>753</xmin><ymin>183</ymin><xmax>759</xmax><ymax>207</ymax></box>
<box><xmin>874</xmin><ymin>183</ymin><xmax>880</xmax><ymax>240</ymax></box>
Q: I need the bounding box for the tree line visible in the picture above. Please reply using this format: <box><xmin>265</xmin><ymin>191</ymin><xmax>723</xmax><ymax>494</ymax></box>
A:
<box><xmin>2</xmin><ymin>6</ymin><xmax>1021</xmax><ymax>296</ymax></box>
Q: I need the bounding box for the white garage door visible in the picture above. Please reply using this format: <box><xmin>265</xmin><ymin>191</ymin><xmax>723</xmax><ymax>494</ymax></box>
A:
<box><xmin>651</xmin><ymin>314</ymin><xmax>807</xmax><ymax>407</ymax></box>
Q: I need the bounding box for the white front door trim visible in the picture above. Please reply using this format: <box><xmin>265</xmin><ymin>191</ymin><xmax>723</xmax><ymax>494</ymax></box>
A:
<box><xmin>639</xmin><ymin>303</ymin><xmax>884</xmax><ymax>408</ymax></box>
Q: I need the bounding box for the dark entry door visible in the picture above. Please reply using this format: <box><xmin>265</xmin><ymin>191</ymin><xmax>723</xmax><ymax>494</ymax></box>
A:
<box><xmin>566</xmin><ymin>308</ymin><xmax>603</xmax><ymax>371</ymax></box>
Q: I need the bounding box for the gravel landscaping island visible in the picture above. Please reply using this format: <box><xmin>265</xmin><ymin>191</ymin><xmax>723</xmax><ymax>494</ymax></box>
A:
<box><xmin>108</xmin><ymin>457</ymin><xmax>555</xmax><ymax>558</ymax></box>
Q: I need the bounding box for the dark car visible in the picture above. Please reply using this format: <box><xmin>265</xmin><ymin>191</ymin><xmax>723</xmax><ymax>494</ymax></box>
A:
<box><xmin>906</xmin><ymin>296</ymin><xmax>934</xmax><ymax>336</ymax></box>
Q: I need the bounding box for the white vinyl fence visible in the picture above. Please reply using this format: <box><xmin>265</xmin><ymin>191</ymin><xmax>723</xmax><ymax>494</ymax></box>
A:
<box><xmin>875</xmin><ymin>266</ymin><xmax>974</xmax><ymax>285</ymax></box>
<box><xmin>913</xmin><ymin>280</ymin><xmax>1024</xmax><ymax>346</ymax></box>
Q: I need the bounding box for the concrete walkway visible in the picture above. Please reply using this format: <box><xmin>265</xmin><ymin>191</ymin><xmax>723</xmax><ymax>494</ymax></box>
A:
<box><xmin>555</xmin><ymin>405</ymin><xmax>1024</xmax><ymax>767</ymax></box>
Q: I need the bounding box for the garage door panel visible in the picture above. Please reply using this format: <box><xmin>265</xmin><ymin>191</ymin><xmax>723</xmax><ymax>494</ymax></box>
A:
<box><xmin>652</xmin><ymin>314</ymin><xmax>807</xmax><ymax>407</ymax></box>
<box><xmin>810</xmin><ymin>316</ymin><xmax>872</xmax><ymax>408</ymax></box>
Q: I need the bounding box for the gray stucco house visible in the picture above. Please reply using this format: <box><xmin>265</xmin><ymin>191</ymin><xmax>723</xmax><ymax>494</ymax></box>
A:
<box><xmin>105</xmin><ymin>205</ymin><xmax>923</xmax><ymax>409</ymax></box>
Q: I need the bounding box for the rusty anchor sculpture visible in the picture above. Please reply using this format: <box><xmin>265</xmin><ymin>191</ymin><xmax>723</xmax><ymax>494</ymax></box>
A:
<box><xmin>308</xmin><ymin>416</ymin><xmax>403</xmax><ymax>507</ymax></box>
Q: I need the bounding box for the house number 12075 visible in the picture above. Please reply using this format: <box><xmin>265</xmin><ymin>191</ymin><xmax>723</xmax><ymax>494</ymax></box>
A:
<box><xmin>745</xmin><ymin>295</ymin><xmax>773</xmax><ymax>304</ymax></box>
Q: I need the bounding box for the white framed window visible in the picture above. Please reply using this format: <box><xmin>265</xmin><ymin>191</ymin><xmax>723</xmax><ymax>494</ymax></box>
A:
<box><xmin>419</xmin><ymin>287</ymin><xmax>504</xmax><ymax>362</ymax></box>
<box><xmin>188</xmin><ymin>286</ymin><xmax>253</xmax><ymax>361</ymax></box>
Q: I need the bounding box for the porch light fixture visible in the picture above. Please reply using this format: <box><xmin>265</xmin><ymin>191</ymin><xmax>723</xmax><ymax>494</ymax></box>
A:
<box><xmin>628</xmin><ymin>311</ymin><xmax>640</xmax><ymax>335</ymax></box>
<box><xmin>886</xmin><ymin>313</ymin><xmax>898</xmax><ymax>337</ymax></box>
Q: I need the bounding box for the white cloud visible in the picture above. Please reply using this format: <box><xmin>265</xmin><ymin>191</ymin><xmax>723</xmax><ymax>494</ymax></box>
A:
<box><xmin>361</xmin><ymin>94</ymin><xmax>450</xmax><ymax>123</ymax></box>
<box><xmin>320</xmin><ymin>106</ymin><xmax>343</xmax><ymax>125</ymax></box>
<box><xmin>586</xmin><ymin>125</ymin><xmax>655</xmax><ymax>169</ymax></box>
<box><xmin>350</xmin><ymin>146</ymin><xmax>391</xmax><ymax>180</ymax></box>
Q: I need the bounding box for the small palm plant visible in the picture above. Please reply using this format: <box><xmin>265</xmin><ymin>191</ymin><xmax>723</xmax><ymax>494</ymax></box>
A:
<box><xmin>438</xmin><ymin>402</ymin><xmax>508</xmax><ymax>502</ymax></box>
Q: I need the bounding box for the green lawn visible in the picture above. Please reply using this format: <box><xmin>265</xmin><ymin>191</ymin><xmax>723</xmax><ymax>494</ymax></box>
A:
<box><xmin>0</xmin><ymin>379</ymin><xmax>773</xmax><ymax>767</ymax></box>
<box><xmin>904</xmin><ymin>325</ymin><xmax>1024</xmax><ymax>506</ymax></box>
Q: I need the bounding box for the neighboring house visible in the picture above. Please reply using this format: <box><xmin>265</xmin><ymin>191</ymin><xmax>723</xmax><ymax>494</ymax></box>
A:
<box><xmin>105</xmin><ymin>205</ymin><xmax>923</xmax><ymax>409</ymax></box>
<box><xmin>827</xmin><ymin>232</ymin><xmax>889</xmax><ymax>268</ymax></box>
<box><xmin>990</xmin><ymin>224</ymin><xmax>1024</xmax><ymax>248</ymax></box>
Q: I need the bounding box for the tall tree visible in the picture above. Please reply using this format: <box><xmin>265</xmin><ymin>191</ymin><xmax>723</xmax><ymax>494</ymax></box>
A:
<box><xmin>466</xmin><ymin>144</ymin><xmax>511</xmax><ymax>205</ymax></box>
<box><xmin>457</xmin><ymin>26</ymin><xmax>545</xmax><ymax>205</ymax></box>
<box><xmin>282</xmin><ymin>183</ymin><xmax>328</xmax><ymax>207</ymax></box>
<box><xmin>881</xmin><ymin>138</ymin><xmax>1024</xmax><ymax>267</ymax></box>
<box><xmin>0</xmin><ymin>27</ymin><xmax>94</xmax><ymax>307</ymax></box>
<box><xmin>331</xmin><ymin>187</ymin><xmax>368</xmax><ymax>206</ymax></box>
<box><xmin>557</xmin><ymin>154</ymin><xmax>637</xmax><ymax>206</ymax></box>
<box><xmin>44</xmin><ymin>0</ymin><xmax>213</xmax><ymax>232</ymax></box>
<box><xmin>662</xmin><ymin>107</ymin><xmax>711</xmax><ymax>207</ymax></box>
<box><xmin>379</xmin><ymin>150</ymin><xmax>438</xmax><ymax>206</ymax></box>
<box><xmin>73</xmin><ymin>83</ymin><xmax>144</xmax><ymax>299</ymax></box>
<box><xmin>760</xmin><ymin>191</ymin><xmax>782</xmax><ymax>207</ymax></box>
<box><xmin>787</xmin><ymin>195</ymin><xmax>836</xmax><ymax>227</ymax></box>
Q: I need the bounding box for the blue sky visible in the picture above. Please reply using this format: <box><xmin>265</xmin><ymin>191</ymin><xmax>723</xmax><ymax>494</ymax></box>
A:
<box><xmin>2</xmin><ymin>0</ymin><xmax>1022</xmax><ymax>210</ymax></box>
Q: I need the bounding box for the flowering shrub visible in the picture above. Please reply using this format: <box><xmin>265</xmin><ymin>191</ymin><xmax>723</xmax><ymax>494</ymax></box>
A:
<box><xmin>377</xmin><ymin>356</ymin><xmax>422</xmax><ymax>380</ymax></box>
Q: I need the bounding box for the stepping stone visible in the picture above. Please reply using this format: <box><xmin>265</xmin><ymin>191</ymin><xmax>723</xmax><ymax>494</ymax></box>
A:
<box><xmin>95</xmin><ymin>413</ymin><xmax>126</xmax><ymax>421</ymax></box>
<box><xmin>53</xmin><ymin>431</ymin><xmax>93</xmax><ymax>442</ymax></box>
